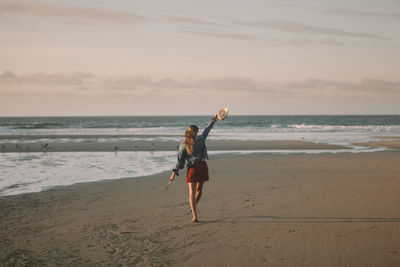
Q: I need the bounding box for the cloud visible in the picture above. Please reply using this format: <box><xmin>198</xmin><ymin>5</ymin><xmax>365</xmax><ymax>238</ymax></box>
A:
<box><xmin>2</xmin><ymin>71</ymin><xmax>399</xmax><ymax>115</ymax></box>
<box><xmin>261</xmin><ymin>37</ymin><xmax>345</xmax><ymax>46</ymax></box>
<box><xmin>187</xmin><ymin>77</ymin><xmax>261</xmax><ymax>93</ymax></box>
<box><xmin>179</xmin><ymin>26</ymin><xmax>346</xmax><ymax>46</ymax></box>
<box><xmin>274</xmin><ymin>4</ymin><xmax>400</xmax><ymax>22</ymax></box>
<box><xmin>234</xmin><ymin>20</ymin><xmax>389</xmax><ymax>40</ymax></box>
<box><xmin>84</xmin><ymin>75</ymin><xmax>269</xmax><ymax>99</ymax></box>
<box><xmin>104</xmin><ymin>75</ymin><xmax>153</xmax><ymax>90</ymax></box>
<box><xmin>103</xmin><ymin>75</ymin><xmax>400</xmax><ymax>98</ymax></box>
<box><xmin>1</xmin><ymin>71</ymin><xmax>399</xmax><ymax>100</ymax></box>
<box><xmin>0</xmin><ymin>70</ymin><xmax>95</xmax><ymax>85</ymax></box>
<box><xmin>165</xmin><ymin>16</ymin><xmax>228</xmax><ymax>27</ymax></box>
<box><xmin>181</xmin><ymin>28</ymin><xmax>258</xmax><ymax>41</ymax></box>
<box><xmin>183</xmin><ymin>29</ymin><xmax>345</xmax><ymax>46</ymax></box>
<box><xmin>0</xmin><ymin>0</ymin><xmax>149</xmax><ymax>23</ymax></box>
<box><xmin>164</xmin><ymin>15</ymin><xmax>256</xmax><ymax>41</ymax></box>
<box><xmin>277</xmin><ymin>3</ymin><xmax>321</xmax><ymax>10</ymax></box>
<box><xmin>326</xmin><ymin>9</ymin><xmax>400</xmax><ymax>21</ymax></box>
<box><xmin>104</xmin><ymin>75</ymin><xmax>264</xmax><ymax>94</ymax></box>
<box><xmin>285</xmin><ymin>79</ymin><xmax>400</xmax><ymax>97</ymax></box>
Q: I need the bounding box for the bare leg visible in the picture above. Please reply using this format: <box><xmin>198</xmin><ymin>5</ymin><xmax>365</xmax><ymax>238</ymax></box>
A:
<box><xmin>195</xmin><ymin>182</ymin><xmax>204</xmax><ymax>204</ymax></box>
<box><xmin>188</xmin><ymin>182</ymin><xmax>198</xmax><ymax>222</ymax></box>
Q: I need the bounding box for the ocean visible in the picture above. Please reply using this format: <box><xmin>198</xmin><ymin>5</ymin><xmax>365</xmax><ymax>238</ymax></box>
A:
<box><xmin>1</xmin><ymin>115</ymin><xmax>399</xmax><ymax>196</ymax></box>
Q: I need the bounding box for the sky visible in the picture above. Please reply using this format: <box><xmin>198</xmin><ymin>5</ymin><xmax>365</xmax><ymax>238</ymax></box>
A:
<box><xmin>0</xmin><ymin>0</ymin><xmax>399</xmax><ymax>116</ymax></box>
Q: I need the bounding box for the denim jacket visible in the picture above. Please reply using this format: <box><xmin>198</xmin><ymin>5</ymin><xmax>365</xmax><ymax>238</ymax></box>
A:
<box><xmin>172</xmin><ymin>118</ymin><xmax>217</xmax><ymax>176</ymax></box>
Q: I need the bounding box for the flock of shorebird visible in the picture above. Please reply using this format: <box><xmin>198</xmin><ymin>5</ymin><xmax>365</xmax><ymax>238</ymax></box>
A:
<box><xmin>0</xmin><ymin>142</ymin><xmax>173</xmax><ymax>153</ymax></box>
<box><xmin>0</xmin><ymin>143</ymin><xmax>48</xmax><ymax>152</ymax></box>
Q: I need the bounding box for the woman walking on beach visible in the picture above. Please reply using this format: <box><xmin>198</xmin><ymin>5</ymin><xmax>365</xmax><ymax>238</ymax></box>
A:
<box><xmin>169</xmin><ymin>114</ymin><xmax>218</xmax><ymax>223</ymax></box>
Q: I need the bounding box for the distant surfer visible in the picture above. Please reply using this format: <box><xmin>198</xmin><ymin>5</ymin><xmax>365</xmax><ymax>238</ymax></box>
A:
<box><xmin>169</xmin><ymin>108</ymin><xmax>228</xmax><ymax>223</ymax></box>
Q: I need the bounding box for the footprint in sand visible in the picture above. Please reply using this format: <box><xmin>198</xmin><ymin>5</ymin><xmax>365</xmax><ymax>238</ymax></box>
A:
<box><xmin>337</xmin><ymin>232</ymin><xmax>348</xmax><ymax>237</ymax></box>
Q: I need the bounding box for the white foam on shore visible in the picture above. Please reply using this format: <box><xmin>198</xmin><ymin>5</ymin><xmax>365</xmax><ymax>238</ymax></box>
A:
<box><xmin>0</xmin><ymin>151</ymin><xmax>176</xmax><ymax>196</ymax></box>
<box><xmin>209</xmin><ymin>146</ymin><xmax>389</xmax><ymax>156</ymax></box>
<box><xmin>0</xmin><ymin>144</ymin><xmax>391</xmax><ymax>197</ymax></box>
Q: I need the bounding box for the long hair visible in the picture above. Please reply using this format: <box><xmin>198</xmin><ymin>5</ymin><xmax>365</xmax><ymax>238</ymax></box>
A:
<box><xmin>184</xmin><ymin>125</ymin><xmax>199</xmax><ymax>155</ymax></box>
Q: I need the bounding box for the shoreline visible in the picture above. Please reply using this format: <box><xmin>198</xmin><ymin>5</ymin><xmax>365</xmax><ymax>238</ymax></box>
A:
<box><xmin>1</xmin><ymin>138</ymin><xmax>398</xmax><ymax>198</ymax></box>
<box><xmin>0</xmin><ymin>146</ymin><xmax>391</xmax><ymax>198</ymax></box>
<box><xmin>0</xmin><ymin>139</ymin><xmax>347</xmax><ymax>153</ymax></box>
<box><xmin>355</xmin><ymin>137</ymin><xmax>400</xmax><ymax>150</ymax></box>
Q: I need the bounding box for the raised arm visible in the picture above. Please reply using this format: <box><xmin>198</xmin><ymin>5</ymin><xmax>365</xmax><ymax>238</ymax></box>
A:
<box><xmin>202</xmin><ymin>114</ymin><xmax>218</xmax><ymax>139</ymax></box>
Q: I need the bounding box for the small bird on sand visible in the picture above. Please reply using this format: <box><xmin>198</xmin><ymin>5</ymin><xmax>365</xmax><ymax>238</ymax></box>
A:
<box><xmin>41</xmin><ymin>143</ymin><xmax>49</xmax><ymax>151</ymax></box>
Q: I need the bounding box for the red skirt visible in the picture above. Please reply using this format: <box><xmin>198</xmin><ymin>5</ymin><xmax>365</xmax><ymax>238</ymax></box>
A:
<box><xmin>186</xmin><ymin>160</ymin><xmax>209</xmax><ymax>183</ymax></box>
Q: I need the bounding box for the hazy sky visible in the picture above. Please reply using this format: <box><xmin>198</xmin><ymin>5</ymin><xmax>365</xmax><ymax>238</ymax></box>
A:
<box><xmin>1</xmin><ymin>0</ymin><xmax>399</xmax><ymax>115</ymax></box>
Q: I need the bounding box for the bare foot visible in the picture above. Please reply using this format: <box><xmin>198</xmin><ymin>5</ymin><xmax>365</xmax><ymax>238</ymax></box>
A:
<box><xmin>192</xmin><ymin>218</ymin><xmax>199</xmax><ymax>223</ymax></box>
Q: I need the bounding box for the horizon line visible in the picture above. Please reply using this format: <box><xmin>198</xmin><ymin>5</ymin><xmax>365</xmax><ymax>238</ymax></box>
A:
<box><xmin>1</xmin><ymin>113</ymin><xmax>400</xmax><ymax>118</ymax></box>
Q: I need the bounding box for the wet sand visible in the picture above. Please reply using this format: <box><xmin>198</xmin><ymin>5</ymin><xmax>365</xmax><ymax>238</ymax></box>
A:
<box><xmin>1</xmin><ymin>149</ymin><xmax>400</xmax><ymax>266</ymax></box>
<box><xmin>0</xmin><ymin>139</ymin><xmax>345</xmax><ymax>153</ymax></box>
<box><xmin>355</xmin><ymin>137</ymin><xmax>400</xmax><ymax>150</ymax></box>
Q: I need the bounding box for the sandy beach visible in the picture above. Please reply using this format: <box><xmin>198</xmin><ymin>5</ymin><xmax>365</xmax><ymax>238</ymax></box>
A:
<box><xmin>1</xmin><ymin>142</ymin><xmax>400</xmax><ymax>266</ymax></box>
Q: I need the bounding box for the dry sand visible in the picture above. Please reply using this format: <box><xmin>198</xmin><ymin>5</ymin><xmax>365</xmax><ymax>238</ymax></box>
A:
<box><xmin>1</xmin><ymin>149</ymin><xmax>400</xmax><ymax>266</ymax></box>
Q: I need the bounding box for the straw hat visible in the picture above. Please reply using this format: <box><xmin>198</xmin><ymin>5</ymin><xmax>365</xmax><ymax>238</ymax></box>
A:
<box><xmin>217</xmin><ymin>107</ymin><xmax>229</xmax><ymax>120</ymax></box>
